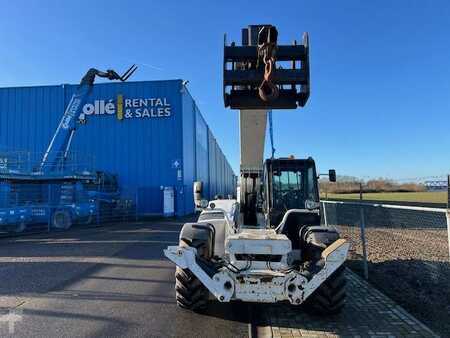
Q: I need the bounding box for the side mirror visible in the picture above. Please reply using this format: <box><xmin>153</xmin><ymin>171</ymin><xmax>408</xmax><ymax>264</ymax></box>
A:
<box><xmin>329</xmin><ymin>169</ymin><xmax>336</xmax><ymax>182</ymax></box>
<box><xmin>193</xmin><ymin>181</ymin><xmax>203</xmax><ymax>194</ymax></box>
<box><xmin>200</xmin><ymin>199</ymin><xmax>209</xmax><ymax>209</ymax></box>
<box><xmin>193</xmin><ymin>181</ymin><xmax>203</xmax><ymax>209</ymax></box>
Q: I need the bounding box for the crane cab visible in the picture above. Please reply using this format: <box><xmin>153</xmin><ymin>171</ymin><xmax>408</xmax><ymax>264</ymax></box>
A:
<box><xmin>261</xmin><ymin>158</ymin><xmax>320</xmax><ymax>228</ymax></box>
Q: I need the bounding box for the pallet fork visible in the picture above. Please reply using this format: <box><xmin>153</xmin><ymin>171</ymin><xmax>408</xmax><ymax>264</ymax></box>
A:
<box><xmin>223</xmin><ymin>25</ymin><xmax>310</xmax><ymax>109</ymax></box>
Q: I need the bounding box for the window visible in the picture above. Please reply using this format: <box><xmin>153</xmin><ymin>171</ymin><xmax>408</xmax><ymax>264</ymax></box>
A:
<box><xmin>307</xmin><ymin>167</ymin><xmax>316</xmax><ymax>200</ymax></box>
<box><xmin>272</xmin><ymin>170</ymin><xmax>304</xmax><ymax>210</ymax></box>
<box><xmin>269</xmin><ymin>163</ymin><xmax>318</xmax><ymax>210</ymax></box>
<box><xmin>273</xmin><ymin>170</ymin><xmax>302</xmax><ymax>192</ymax></box>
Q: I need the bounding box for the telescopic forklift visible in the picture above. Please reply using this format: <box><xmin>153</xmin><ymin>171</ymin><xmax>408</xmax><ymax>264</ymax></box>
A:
<box><xmin>164</xmin><ymin>25</ymin><xmax>349</xmax><ymax>313</ymax></box>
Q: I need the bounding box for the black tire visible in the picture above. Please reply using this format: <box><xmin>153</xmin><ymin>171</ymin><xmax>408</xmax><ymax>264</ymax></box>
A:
<box><xmin>82</xmin><ymin>214</ymin><xmax>94</xmax><ymax>225</ymax></box>
<box><xmin>174</xmin><ymin>227</ymin><xmax>213</xmax><ymax>312</ymax></box>
<box><xmin>52</xmin><ymin>210</ymin><xmax>72</xmax><ymax>230</ymax></box>
<box><xmin>15</xmin><ymin>222</ymin><xmax>27</xmax><ymax>233</ymax></box>
<box><xmin>7</xmin><ymin>221</ymin><xmax>26</xmax><ymax>233</ymax></box>
<box><xmin>175</xmin><ymin>266</ymin><xmax>209</xmax><ymax>312</ymax></box>
<box><xmin>304</xmin><ymin>266</ymin><xmax>346</xmax><ymax>315</ymax></box>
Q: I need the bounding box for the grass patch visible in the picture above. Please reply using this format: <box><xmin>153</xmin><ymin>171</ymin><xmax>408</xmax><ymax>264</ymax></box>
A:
<box><xmin>321</xmin><ymin>191</ymin><xmax>447</xmax><ymax>204</ymax></box>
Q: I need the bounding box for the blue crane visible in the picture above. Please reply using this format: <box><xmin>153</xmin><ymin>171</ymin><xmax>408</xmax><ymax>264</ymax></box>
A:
<box><xmin>40</xmin><ymin>65</ymin><xmax>137</xmax><ymax>173</ymax></box>
<box><xmin>0</xmin><ymin>65</ymin><xmax>137</xmax><ymax>233</ymax></box>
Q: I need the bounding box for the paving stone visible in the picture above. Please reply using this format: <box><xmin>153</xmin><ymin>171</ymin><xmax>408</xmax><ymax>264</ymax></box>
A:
<box><xmin>267</xmin><ymin>269</ymin><xmax>438</xmax><ymax>338</ymax></box>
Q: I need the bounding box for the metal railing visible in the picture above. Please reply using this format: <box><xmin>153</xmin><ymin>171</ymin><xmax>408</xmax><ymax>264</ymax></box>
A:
<box><xmin>0</xmin><ymin>150</ymin><xmax>95</xmax><ymax>175</ymax></box>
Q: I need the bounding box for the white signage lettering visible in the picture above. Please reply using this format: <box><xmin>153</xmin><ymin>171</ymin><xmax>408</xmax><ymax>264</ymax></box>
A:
<box><xmin>82</xmin><ymin>95</ymin><xmax>172</xmax><ymax>120</ymax></box>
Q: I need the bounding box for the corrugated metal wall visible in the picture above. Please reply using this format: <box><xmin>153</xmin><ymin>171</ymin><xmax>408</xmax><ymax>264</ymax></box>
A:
<box><xmin>181</xmin><ymin>87</ymin><xmax>196</xmax><ymax>215</ymax></box>
<box><xmin>206</xmin><ymin>123</ymin><xmax>236</xmax><ymax>200</ymax></box>
<box><xmin>181</xmin><ymin>89</ymin><xmax>236</xmax><ymax>213</ymax></box>
<box><xmin>0</xmin><ymin>80</ymin><xmax>235</xmax><ymax>216</ymax></box>
<box><xmin>69</xmin><ymin>80</ymin><xmax>184</xmax><ymax>215</ymax></box>
<box><xmin>195</xmin><ymin>110</ymin><xmax>209</xmax><ymax>194</ymax></box>
<box><xmin>0</xmin><ymin>85</ymin><xmax>64</xmax><ymax>154</ymax></box>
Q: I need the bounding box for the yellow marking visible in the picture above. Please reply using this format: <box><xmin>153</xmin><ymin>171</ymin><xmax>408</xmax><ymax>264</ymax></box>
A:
<box><xmin>117</xmin><ymin>94</ymin><xmax>123</xmax><ymax>120</ymax></box>
<box><xmin>321</xmin><ymin>239</ymin><xmax>348</xmax><ymax>260</ymax></box>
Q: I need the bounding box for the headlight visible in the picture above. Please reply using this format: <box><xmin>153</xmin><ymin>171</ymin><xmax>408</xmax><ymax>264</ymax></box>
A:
<box><xmin>305</xmin><ymin>199</ymin><xmax>320</xmax><ymax>210</ymax></box>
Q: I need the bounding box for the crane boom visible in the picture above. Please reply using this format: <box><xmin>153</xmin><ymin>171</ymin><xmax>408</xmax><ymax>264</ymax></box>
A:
<box><xmin>223</xmin><ymin>25</ymin><xmax>310</xmax><ymax>224</ymax></box>
<box><xmin>40</xmin><ymin>65</ymin><xmax>137</xmax><ymax>172</ymax></box>
<box><xmin>239</xmin><ymin>109</ymin><xmax>267</xmax><ymax>223</ymax></box>
<box><xmin>239</xmin><ymin>109</ymin><xmax>267</xmax><ymax>173</ymax></box>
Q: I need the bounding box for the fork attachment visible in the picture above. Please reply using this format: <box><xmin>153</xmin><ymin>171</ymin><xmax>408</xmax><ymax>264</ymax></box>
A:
<box><xmin>119</xmin><ymin>64</ymin><xmax>138</xmax><ymax>81</ymax></box>
<box><xmin>80</xmin><ymin>65</ymin><xmax>138</xmax><ymax>86</ymax></box>
<box><xmin>223</xmin><ymin>25</ymin><xmax>310</xmax><ymax>110</ymax></box>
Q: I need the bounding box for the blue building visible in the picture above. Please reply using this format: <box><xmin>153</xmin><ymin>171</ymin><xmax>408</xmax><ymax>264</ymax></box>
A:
<box><xmin>0</xmin><ymin>80</ymin><xmax>236</xmax><ymax>216</ymax></box>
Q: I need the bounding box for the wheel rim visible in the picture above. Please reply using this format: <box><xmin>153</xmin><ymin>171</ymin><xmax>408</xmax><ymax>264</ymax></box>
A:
<box><xmin>53</xmin><ymin>211</ymin><xmax>70</xmax><ymax>229</ymax></box>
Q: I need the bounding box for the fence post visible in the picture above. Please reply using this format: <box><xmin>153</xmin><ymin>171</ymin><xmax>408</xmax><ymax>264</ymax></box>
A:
<box><xmin>323</xmin><ymin>201</ymin><xmax>328</xmax><ymax>227</ymax></box>
<box><xmin>47</xmin><ymin>184</ymin><xmax>51</xmax><ymax>233</ymax></box>
<box><xmin>447</xmin><ymin>175</ymin><xmax>450</xmax><ymax>261</ymax></box>
<box><xmin>135</xmin><ymin>190</ymin><xmax>139</xmax><ymax>222</ymax></box>
<box><xmin>359</xmin><ymin>207</ymin><xmax>369</xmax><ymax>280</ymax></box>
<box><xmin>96</xmin><ymin>199</ymin><xmax>100</xmax><ymax>226</ymax></box>
<box><xmin>359</xmin><ymin>192</ymin><xmax>369</xmax><ymax>280</ymax></box>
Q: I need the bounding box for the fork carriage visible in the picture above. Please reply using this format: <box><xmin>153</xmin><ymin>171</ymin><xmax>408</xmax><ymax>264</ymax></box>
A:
<box><xmin>223</xmin><ymin>25</ymin><xmax>310</xmax><ymax>110</ymax></box>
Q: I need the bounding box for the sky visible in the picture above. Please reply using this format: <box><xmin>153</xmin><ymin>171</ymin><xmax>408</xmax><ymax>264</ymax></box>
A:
<box><xmin>0</xmin><ymin>0</ymin><xmax>449</xmax><ymax>180</ymax></box>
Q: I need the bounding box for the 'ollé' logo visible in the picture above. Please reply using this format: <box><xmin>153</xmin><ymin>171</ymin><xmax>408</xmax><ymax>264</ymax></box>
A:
<box><xmin>82</xmin><ymin>95</ymin><xmax>172</xmax><ymax>121</ymax></box>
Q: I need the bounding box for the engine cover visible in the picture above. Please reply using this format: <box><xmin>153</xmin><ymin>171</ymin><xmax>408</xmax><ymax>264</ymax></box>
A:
<box><xmin>226</xmin><ymin>229</ymin><xmax>291</xmax><ymax>270</ymax></box>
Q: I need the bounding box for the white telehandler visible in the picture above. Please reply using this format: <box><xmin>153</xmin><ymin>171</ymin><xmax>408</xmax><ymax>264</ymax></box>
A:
<box><xmin>164</xmin><ymin>25</ymin><xmax>349</xmax><ymax>314</ymax></box>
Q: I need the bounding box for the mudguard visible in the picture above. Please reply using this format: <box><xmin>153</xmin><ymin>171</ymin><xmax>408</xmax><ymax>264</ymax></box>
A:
<box><xmin>179</xmin><ymin>223</ymin><xmax>215</xmax><ymax>259</ymax></box>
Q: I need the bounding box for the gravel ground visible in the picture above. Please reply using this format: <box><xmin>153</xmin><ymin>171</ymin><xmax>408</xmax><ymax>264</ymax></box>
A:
<box><xmin>338</xmin><ymin>225</ymin><xmax>450</xmax><ymax>337</ymax></box>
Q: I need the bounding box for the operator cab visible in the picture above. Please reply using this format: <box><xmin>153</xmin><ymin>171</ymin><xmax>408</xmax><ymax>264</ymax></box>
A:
<box><xmin>260</xmin><ymin>157</ymin><xmax>321</xmax><ymax>247</ymax></box>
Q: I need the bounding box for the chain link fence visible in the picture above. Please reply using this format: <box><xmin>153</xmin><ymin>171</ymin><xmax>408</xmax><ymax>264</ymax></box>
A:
<box><xmin>0</xmin><ymin>181</ymin><xmax>138</xmax><ymax>237</ymax></box>
<box><xmin>0</xmin><ymin>150</ymin><xmax>95</xmax><ymax>174</ymax></box>
<box><xmin>0</xmin><ymin>149</ymin><xmax>140</xmax><ymax>237</ymax></box>
<box><xmin>321</xmin><ymin>178</ymin><xmax>450</xmax><ymax>336</ymax></box>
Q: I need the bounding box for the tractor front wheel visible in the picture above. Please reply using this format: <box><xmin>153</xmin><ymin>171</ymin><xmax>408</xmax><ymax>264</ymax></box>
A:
<box><xmin>175</xmin><ymin>267</ymin><xmax>209</xmax><ymax>312</ymax></box>
<box><xmin>174</xmin><ymin>225</ymin><xmax>214</xmax><ymax>312</ymax></box>
<box><xmin>304</xmin><ymin>266</ymin><xmax>346</xmax><ymax>315</ymax></box>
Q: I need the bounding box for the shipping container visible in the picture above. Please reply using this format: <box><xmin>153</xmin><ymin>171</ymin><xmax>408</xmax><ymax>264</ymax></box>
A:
<box><xmin>0</xmin><ymin>80</ymin><xmax>236</xmax><ymax>216</ymax></box>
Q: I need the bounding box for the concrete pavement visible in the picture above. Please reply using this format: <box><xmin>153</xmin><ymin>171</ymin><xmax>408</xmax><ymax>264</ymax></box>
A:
<box><xmin>0</xmin><ymin>220</ymin><xmax>438</xmax><ymax>337</ymax></box>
